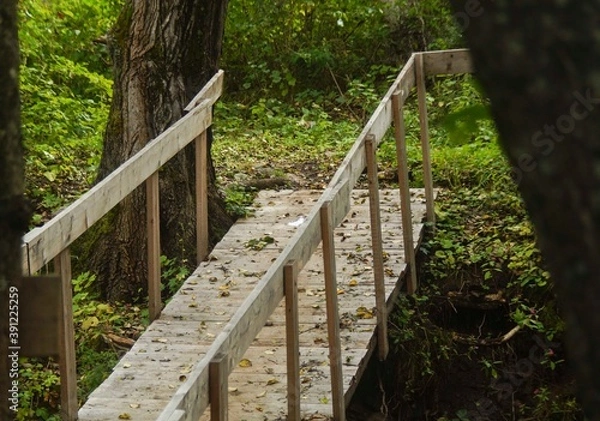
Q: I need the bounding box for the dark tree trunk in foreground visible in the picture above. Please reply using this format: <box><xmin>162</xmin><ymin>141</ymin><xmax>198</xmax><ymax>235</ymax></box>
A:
<box><xmin>451</xmin><ymin>1</ymin><xmax>600</xmax><ymax>418</ymax></box>
<box><xmin>91</xmin><ymin>0</ymin><xmax>233</xmax><ymax>301</ymax></box>
<box><xmin>0</xmin><ymin>1</ymin><xmax>29</xmax><ymax>418</ymax></box>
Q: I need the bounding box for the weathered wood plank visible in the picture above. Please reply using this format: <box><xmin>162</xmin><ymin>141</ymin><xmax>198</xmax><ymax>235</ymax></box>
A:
<box><xmin>365</xmin><ymin>136</ymin><xmax>389</xmax><ymax>361</ymax></box>
<box><xmin>421</xmin><ymin>48</ymin><xmax>472</xmax><ymax>75</ymax></box>
<box><xmin>320</xmin><ymin>202</ymin><xmax>346</xmax><ymax>420</ymax></box>
<box><xmin>80</xmin><ymin>189</ymin><xmax>429</xmax><ymax>421</ymax></box>
<box><xmin>209</xmin><ymin>353</ymin><xmax>228</xmax><ymax>421</ymax></box>
<box><xmin>14</xmin><ymin>276</ymin><xmax>60</xmax><ymax>357</ymax></box>
<box><xmin>196</xmin><ymin>130</ymin><xmax>209</xmax><ymax>262</ymax></box>
<box><xmin>392</xmin><ymin>92</ymin><xmax>418</xmax><ymax>294</ymax></box>
<box><xmin>284</xmin><ymin>262</ymin><xmax>301</xmax><ymax>421</ymax></box>
<box><xmin>55</xmin><ymin>250</ymin><xmax>78</xmax><ymax>421</ymax></box>
<box><xmin>147</xmin><ymin>171</ymin><xmax>162</xmax><ymax>321</ymax></box>
<box><xmin>416</xmin><ymin>53</ymin><xmax>436</xmax><ymax>226</ymax></box>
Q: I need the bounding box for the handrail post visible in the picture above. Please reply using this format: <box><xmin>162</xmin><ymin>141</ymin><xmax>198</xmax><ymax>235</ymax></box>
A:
<box><xmin>392</xmin><ymin>92</ymin><xmax>418</xmax><ymax>294</ymax></box>
<box><xmin>415</xmin><ymin>53</ymin><xmax>436</xmax><ymax>227</ymax></box>
<box><xmin>54</xmin><ymin>249</ymin><xmax>78</xmax><ymax>420</ymax></box>
<box><xmin>147</xmin><ymin>171</ymin><xmax>162</xmax><ymax>321</ymax></box>
<box><xmin>196</xmin><ymin>130</ymin><xmax>209</xmax><ymax>263</ymax></box>
<box><xmin>365</xmin><ymin>135</ymin><xmax>390</xmax><ymax>360</ymax></box>
<box><xmin>284</xmin><ymin>261</ymin><xmax>301</xmax><ymax>421</ymax></box>
<box><xmin>209</xmin><ymin>352</ymin><xmax>228</xmax><ymax>421</ymax></box>
<box><xmin>320</xmin><ymin>201</ymin><xmax>346</xmax><ymax>421</ymax></box>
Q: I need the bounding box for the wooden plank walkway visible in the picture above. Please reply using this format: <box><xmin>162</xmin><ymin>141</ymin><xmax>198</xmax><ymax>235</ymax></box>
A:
<box><xmin>78</xmin><ymin>188</ymin><xmax>427</xmax><ymax>421</ymax></box>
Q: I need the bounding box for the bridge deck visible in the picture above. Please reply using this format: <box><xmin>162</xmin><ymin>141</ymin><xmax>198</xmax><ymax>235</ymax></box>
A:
<box><xmin>78</xmin><ymin>188</ymin><xmax>427</xmax><ymax>421</ymax></box>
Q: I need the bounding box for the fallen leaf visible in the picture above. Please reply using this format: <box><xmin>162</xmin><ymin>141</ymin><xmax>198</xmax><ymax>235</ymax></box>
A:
<box><xmin>123</xmin><ymin>363</ymin><xmax>131</xmax><ymax>368</ymax></box>
<box><xmin>219</xmin><ymin>290</ymin><xmax>231</xmax><ymax>297</ymax></box>
<box><xmin>118</xmin><ymin>414</ymin><xmax>131</xmax><ymax>420</ymax></box>
<box><xmin>337</xmin><ymin>288</ymin><xmax>345</xmax><ymax>295</ymax></box>
<box><xmin>129</xmin><ymin>403</ymin><xmax>140</xmax><ymax>409</ymax></box>
<box><xmin>348</xmin><ymin>279</ymin><xmax>358</xmax><ymax>287</ymax></box>
<box><xmin>319</xmin><ymin>396</ymin><xmax>330</xmax><ymax>404</ymax></box>
<box><xmin>228</xmin><ymin>387</ymin><xmax>238</xmax><ymax>393</ymax></box>
<box><xmin>239</xmin><ymin>358</ymin><xmax>252</xmax><ymax>368</ymax></box>
<box><xmin>81</xmin><ymin>316</ymin><xmax>99</xmax><ymax>330</ymax></box>
<box><xmin>256</xmin><ymin>391</ymin><xmax>267</xmax><ymax>398</ymax></box>
<box><xmin>356</xmin><ymin>306</ymin><xmax>374</xmax><ymax>319</ymax></box>
<box><xmin>152</xmin><ymin>338</ymin><xmax>168</xmax><ymax>343</ymax></box>
<box><xmin>266</xmin><ymin>378</ymin><xmax>279</xmax><ymax>386</ymax></box>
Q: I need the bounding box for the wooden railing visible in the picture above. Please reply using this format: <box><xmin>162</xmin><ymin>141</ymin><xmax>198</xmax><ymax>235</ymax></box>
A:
<box><xmin>158</xmin><ymin>49</ymin><xmax>473</xmax><ymax>421</ymax></box>
<box><xmin>20</xmin><ymin>48</ymin><xmax>472</xmax><ymax>421</ymax></box>
<box><xmin>19</xmin><ymin>71</ymin><xmax>224</xmax><ymax>421</ymax></box>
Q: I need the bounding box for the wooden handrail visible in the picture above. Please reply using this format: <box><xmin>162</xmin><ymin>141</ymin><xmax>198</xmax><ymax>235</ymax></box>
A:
<box><xmin>20</xmin><ymin>71</ymin><xmax>224</xmax><ymax>419</ymax></box>
<box><xmin>157</xmin><ymin>51</ymin><xmax>435</xmax><ymax>421</ymax></box>
<box><xmin>21</xmin><ymin>71</ymin><xmax>224</xmax><ymax>275</ymax></box>
<box><xmin>16</xmin><ymin>48</ymin><xmax>473</xmax><ymax>420</ymax></box>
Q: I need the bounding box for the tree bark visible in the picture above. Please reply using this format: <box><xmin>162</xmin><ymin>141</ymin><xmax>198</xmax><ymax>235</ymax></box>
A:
<box><xmin>450</xmin><ymin>1</ymin><xmax>600</xmax><ymax>418</ymax></box>
<box><xmin>90</xmin><ymin>0</ymin><xmax>233</xmax><ymax>301</ymax></box>
<box><xmin>0</xmin><ymin>1</ymin><xmax>29</xmax><ymax>418</ymax></box>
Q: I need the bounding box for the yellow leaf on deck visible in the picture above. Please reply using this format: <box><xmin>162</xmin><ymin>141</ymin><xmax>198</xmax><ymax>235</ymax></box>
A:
<box><xmin>356</xmin><ymin>306</ymin><xmax>374</xmax><ymax>319</ymax></box>
<box><xmin>266</xmin><ymin>378</ymin><xmax>279</xmax><ymax>385</ymax></box>
<box><xmin>348</xmin><ymin>279</ymin><xmax>358</xmax><ymax>287</ymax></box>
<box><xmin>118</xmin><ymin>414</ymin><xmax>131</xmax><ymax>420</ymax></box>
<box><xmin>239</xmin><ymin>358</ymin><xmax>252</xmax><ymax>368</ymax></box>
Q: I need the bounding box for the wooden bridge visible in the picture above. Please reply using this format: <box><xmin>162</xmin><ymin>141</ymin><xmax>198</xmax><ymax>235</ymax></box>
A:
<box><xmin>18</xmin><ymin>49</ymin><xmax>472</xmax><ymax>420</ymax></box>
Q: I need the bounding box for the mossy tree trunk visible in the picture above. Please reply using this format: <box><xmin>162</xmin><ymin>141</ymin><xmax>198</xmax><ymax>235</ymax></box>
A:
<box><xmin>450</xmin><ymin>0</ymin><xmax>600</xmax><ymax>417</ymax></box>
<box><xmin>0</xmin><ymin>0</ymin><xmax>30</xmax><ymax>418</ymax></box>
<box><xmin>90</xmin><ymin>0</ymin><xmax>233</xmax><ymax>302</ymax></box>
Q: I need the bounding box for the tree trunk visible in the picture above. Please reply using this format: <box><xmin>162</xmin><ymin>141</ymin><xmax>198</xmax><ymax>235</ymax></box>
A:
<box><xmin>90</xmin><ymin>0</ymin><xmax>233</xmax><ymax>302</ymax></box>
<box><xmin>450</xmin><ymin>1</ymin><xmax>600</xmax><ymax>418</ymax></box>
<box><xmin>0</xmin><ymin>1</ymin><xmax>29</xmax><ymax>418</ymax></box>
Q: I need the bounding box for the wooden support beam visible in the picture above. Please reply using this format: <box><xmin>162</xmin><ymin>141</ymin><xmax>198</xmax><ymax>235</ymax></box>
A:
<box><xmin>284</xmin><ymin>261</ymin><xmax>301</xmax><ymax>421</ymax></box>
<box><xmin>392</xmin><ymin>93</ymin><xmax>418</xmax><ymax>294</ymax></box>
<box><xmin>55</xmin><ymin>249</ymin><xmax>78</xmax><ymax>421</ymax></box>
<box><xmin>147</xmin><ymin>171</ymin><xmax>162</xmax><ymax>322</ymax></box>
<box><xmin>319</xmin><ymin>201</ymin><xmax>346</xmax><ymax>421</ymax></box>
<box><xmin>420</xmin><ymin>48</ymin><xmax>472</xmax><ymax>76</ymax></box>
<box><xmin>196</xmin><ymin>130</ymin><xmax>209</xmax><ymax>263</ymax></box>
<box><xmin>209</xmin><ymin>353</ymin><xmax>228</xmax><ymax>421</ymax></box>
<box><xmin>365</xmin><ymin>135</ymin><xmax>389</xmax><ymax>361</ymax></box>
<box><xmin>415</xmin><ymin>53</ymin><xmax>436</xmax><ymax>226</ymax></box>
<box><xmin>13</xmin><ymin>276</ymin><xmax>60</xmax><ymax>357</ymax></box>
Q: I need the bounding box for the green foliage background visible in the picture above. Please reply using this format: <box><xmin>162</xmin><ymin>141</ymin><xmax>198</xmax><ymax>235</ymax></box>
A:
<box><xmin>16</xmin><ymin>0</ymin><xmax>578</xmax><ymax>419</ymax></box>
